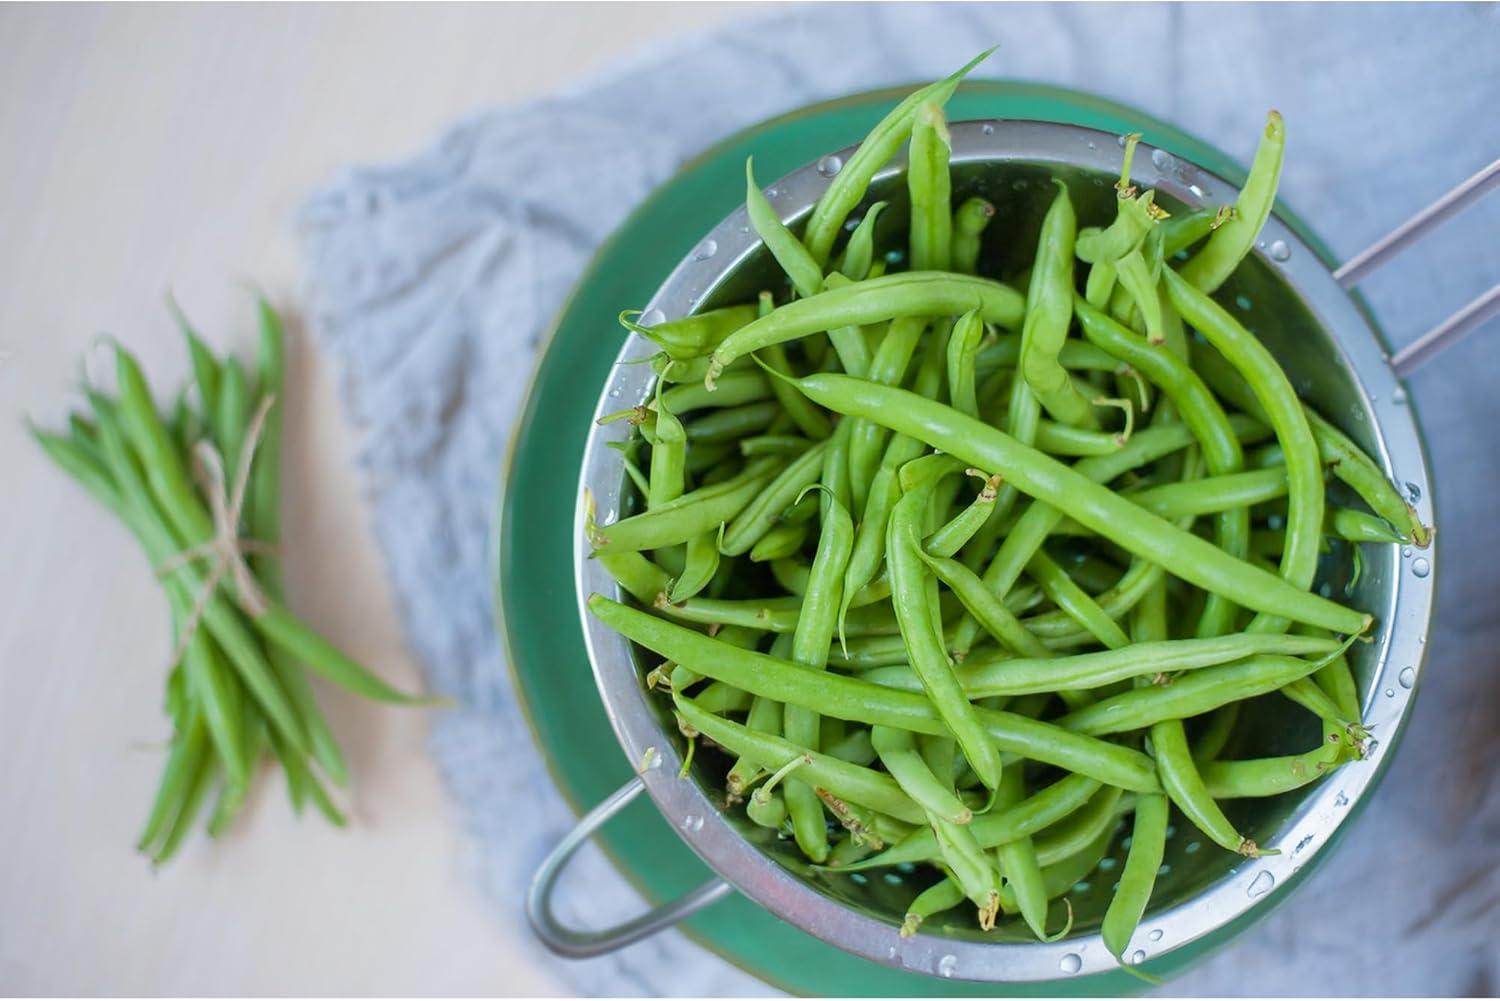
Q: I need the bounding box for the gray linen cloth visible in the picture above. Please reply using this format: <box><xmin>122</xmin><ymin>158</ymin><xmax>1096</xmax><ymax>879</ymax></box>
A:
<box><xmin>299</xmin><ymin>4</ymin><xmax>1500</xmax><ymax>995</ymax></box>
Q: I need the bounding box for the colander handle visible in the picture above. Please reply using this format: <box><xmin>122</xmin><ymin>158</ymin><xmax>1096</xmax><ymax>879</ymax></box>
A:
<box><xmin>525</xmin><ymin>775</ymin><xmax>733</xmax><ymax>958</ymax></box>
<box><xmin>1333</xmin><ymin>155</ymin><xmax>1500</xmax><ymax>377</ymax></box>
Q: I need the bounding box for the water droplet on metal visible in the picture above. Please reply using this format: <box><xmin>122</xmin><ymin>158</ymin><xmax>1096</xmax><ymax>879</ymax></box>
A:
<box><xmin>640</xmin><ymin>307</ymin><xmax>666</xmax><ymax>327</ymax></box>
<box><xmin>817</xmin><ymin>153</ymin><xmax>844</xmax><ymax>178</ymax></box>
<box><xmin>887</xmin><ymin>944</ymin><xmax>899</xmax><ymax>959</ymax></box>
<box><xmin>981</xmin><ymin>122</ymin><xmax>996</xmax><ymax>136</ymax></box>
<box><xmin>1385</xmin><ymin>687</ymin><xmax>1396</xmax><ymax>698</ymax></box>
<box><xmin>680</xmin><ymin>814</ymin><xmax>704</xmax><ymax>832</ymax></box>
<box><xmin>937</xmin><ymin>954</ymin><xmax>959</xmax><ymax>978</ymax></box>
<box><xmin>1402</xmin><ymin>547</ymin><xmax>1413</xmax><ymax>558</ymax></box>
<box><xmin>1060</xmin><ymin>953</ymin><xmax>1083</xmax><ymax>974</ymax></box>
<box><xmin>692</xmin><ymin>238</ymin><xmax>718</xmax><ymax>261</ymax></box>
<box><xmin>1392</xmin><ymin>386</ymin><xmax>1408</xmax><ymax>405</ymax></box>
<box><xmin>1131</xmin><ymin>950</ymin><xmax>1147</xmax><ymax>965</ymax></box>
<box><xmin>1335</xmin><ymin>790</ymin><xmax>1349</xmax><ymax>807</ymax></box>
<box><xmin>1086</xmin><ymin>140</ymin><xmax>1098</xmax><ymax>150</ymax></box>
<box><xmin>607</xmin><ymin>387</ymin><xmax>622</xmax><ymax>398</ymax></box>
<box><xmin>1247</xmin><ymin>870</ymin><xmax>1275</xmax><ymax>898</ymax></box>
<box><xmin>765</xmin><ymin>187</ymin><xmax>780</xmax><ymax>199</ymax></box>
<box><xmin>1189</xmin><ymin>183</ymin><xmax>1205</xmax><ymax>198</ymax></box>
<box><xmin>1148</xmin><ymin>928</ymin><xmax>1164</xmax><ymax>942</ymax></box>
<box><xmin>1295</xmin><ymin>834</ymin><xmax>1314</xmax><ymax>854</ymax></box>
<box><xmin>1268</xmin><ymin>240</ymin><xmax>1292</xmax><ymax>261</ymax></box>
<box><xmin>1399</xmin><ymin>666</ymin><xmax>1416</xmax><ymax>689</ymax></box>
<box><xmin>1117</xmin><ymin>133</ymin><xmax>1129</xmax><ymax>147</ymax></box>
<box><xmin>1150</xmin><ymin>148</ymin><xmax>1173</xmax><ymax>171</ymax></box>
<box><xmin>1364</xmin><ymin>738</ymin><xmax>1380</xmax><ymax>755</ymax></box>
<box><xmin>1405</xmin><ymin>481</ymin><xmax>1422</xmax><ymax>502</ymax></box>
<box><xmin>1411</xmin><ymin>557</ymin><xmax>1430</xmax><ymax>578</ymax></box>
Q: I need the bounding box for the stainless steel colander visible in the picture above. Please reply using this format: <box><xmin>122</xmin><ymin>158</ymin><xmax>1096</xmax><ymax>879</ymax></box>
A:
<box><xmin>527</xmin><ymin>118</ymin><xmax>1497</xmax><ymax>982</ymax></box>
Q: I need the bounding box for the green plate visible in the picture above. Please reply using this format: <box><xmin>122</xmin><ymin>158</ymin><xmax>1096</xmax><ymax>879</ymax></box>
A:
<box><xmin>497</xmin><ymin>81</ymin><xmax>1343</xmax><ymax>995</ymax></box>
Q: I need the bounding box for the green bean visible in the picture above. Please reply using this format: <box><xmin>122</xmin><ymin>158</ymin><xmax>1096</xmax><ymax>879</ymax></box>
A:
<box><xmin>772</xmin><ymin>371</ymin><xmax>1367</xmax><ymax>635</ymax></box>
<box><xmin>647</xmin><ymin>385</ymin><xmax>686</xmax><ymax>508</ymax></box>
<box><xmin>820</xmin><ymin>273</ymin><xmax>874</xmax><ymax>377</ymax></box>
<box><xmin>653</xmin><ymin>350</ymin><xmax>752</xmax><ymax>385</ymax></box>
<box><xmin>687</xmin><ymin>400</ymin><xmax>782</xmax><ymax>444</ymax></box>
<box><xmin>675</xmin><ymin>693</ymin><xmax>924</xmax><ymax>824</ymax></box>
<box><xmin>801</xmin><ymin>47</ymin><xmax>993</xmax><ymax>265</ymax></box>
<box><xmin>745</xmin><ymin>787</ymin><xmax>787</xmax><ymax>829</ymax></box>
<box><xmin>1035</xmin><ymin>819</ymin><xmax>1117</xmax><ymax>902</ymax></box>
<box><xmin>925</xmin><ymin>471</ymin><xmax>1001</xmax><ymax>558</ymax></box>
<box><xmin>1020</xmin><ymin>181</ymin><xmax>1095</xmax><ymax>427</ymax></box>
<box><xmin>589</xmin><ymin>457</ymin><xmax>781</xmax><ymax>554</ymax></box>
<box><xmin>783</xmin><ymin>487</ymin><xmax>853</xmax><ymax>863</ymax></box>
<box><xmin>90</xmin><ymin>386</ymin><xmax>313</xmax><ymax>756</ymax></box>
<box><xmin>826</xmin><ymin>726</ymin><xmax>877</xmax><ymax>767</ymax></box>
<box><xmin>1162</xmin><ymin>205</ymin><xmax>1233</xmax><ymax>258</ymax></box>
<box><xmin>1076</xmin><ymin>135</ymin><xmax>1156</xmax><ymax>265</ymax></box>
<box><xmin>594</xmin><ymin>596</ymin><xmax>1159</xmax><ymax>790</ymax></box>
<box><xmin>137</xmin><ymin>708</ymin><xmax>208</xmax><ymax>854</ymax></box>
<box><xmin>748</xmin><ymin>520</ymin><xmax>809</xmax><ymax>562</ymax></box>
<box><xmin>1191</xmin><ymin>703</ymin><xmax>1242</xmax><ymax>766</ymax></box>
<box><xmin>1280</xmin><ymin>676</ymin><xmax>1352</xmax><ymax>725</ymax></box>
<box><xmin>1191</xmin><ymin>343</ymin><xmax>1428</xmax><ymax>546</ymax></box>
<box><xmin>872</xmin><ymin>726</ymin><xmax>971</xmax><ymax>825</ymax></box>
<box><xmin>888</xmin><ymin>480</ymin><xmax>1003</xmax><ymax>791</ymax></box>
<box><xmin>917</xmin><ymin>548</ymin><xmax>1052</xmax><ymax>658</ymax></box>
<box><xmin>619</xmin><ymin>304</ymin><xmax>758</xmax><ymax>360</ymax></box>
<box><xmin>672</xmin><ymin>528</ymin><xmax>723</xmax><ymax>600</ymax></box>
<box><xmin>759</xmin><ymin>343</ymin><xmax>833</xmax><ymax>440</ymax></box>
<box><xmin>902</xmin><ymin>877</ymin><xmax>966</xmax><ymax>937</ymax></box>
<box><xmin>661</xmin><ymin>368</ymin><xmax>770</xmax><ymax>412</ymax></box>
<box><xmin>181</xmin><ymin>627</ymin><xmax>251</xmax><ymax>790</ymax></box>
<box><xmin>1031</xmin><ymin>784</ymin><xmax>1125</xmax><ymax>869</ymax></box>
<box><xmin>150</xmin><ymin>749</ymin><xmax>218</xmax><ymax>865</ymax></box>
<box><xmin>950</xmin><ymin>197</ymin><xmax>995</xmax><ymax>276</ymax></box>
<box><xmin>706</xmin><ymin>272</ymin><xmax>1024</xmax><ymax>385</ymax></box>
<box><xmin>975</xmin><ymin>335</ymin><xmax>1124</xmax><ymax>376</ymax></box>
<box><xmin>832</xmin><ymin>201</ymin><xmax>887</xmax><ymax>281</ymax></box>
<box><xmin>1179</xmin><ymin>111</ymin><xmax>1284</xmax><ymax>294</ymax></box>
<box><xmin>694</xmin><ymin>680</ymin><xmax>754</xmax><ymax>714</ymax></box>
<box><xmin>990</xmin><ymin>768</ymin><xmax>1053</xmax><ymax>939</ymax></box>
<box><xmin>214</xmin><ymin>358</ymin><xmax>252</xmax><ymax>482</ymax></box>
<box><xmin>1201</xmin><ymin>733</ymin><xmax>1355</xmax><ymax>799</ymax></box>
<box><xmin>1331</xmin><ymin>507</ymin><xmax>1403</xmax><ymax>545</ymax></box>
<box><xmin>746</xmin><ymin>159</ymin><xmax>823</xmax><ymax>298</ymax></box>
<box><xmin>955</xmin><ymin>633</ymin><xmax>1338</xmax><ymax>696</ymax></box>
<box><xmin>848</xmin><ymin>316</ymin><xmax>926</xmax><ymax>508</ymax></box>
<box><xmin>945</xmin><ymin>308</ymin><xmax>985</xmax><ymax>417</ymax></box>
<box><xmin>1027</xmin><ymin>550</ymin><xmax>1131</xmax><ymax>649</ymax></box>
<box><xmin>1123</xmin><ymin>468</ymin><xmax>1289</xmax><ymax>519</ymax></box>
<box><xmin>720</xmin><ymin>443</ymin><xmax>828</xmax><ymax>555</ymax></box>
<box><xmin>1102</xmin><ymin>791</ymin><xmax>1169</xmax><ymax>963</ymax></box>
<box><xmin>836</xmin><ymin>772</ymin><xmax>1100</xmax><ymax>872</ymax></box>
<box><xmin>1165</xmin><ymin>270</ymin><xmax>1324</xmax><ymax>636</ymax></box>
<box><xmin>726</xmin><ymin>637</ymin><xmax>792</xmax><ymax>796</ymax></box>
<box><xmin>253</xmin><ymin>607</ymin><xmax>435</xmax><ymax>705</ymax></box>
<box><xmin>1152</xmin><ymin>713</ymin><xmax>1256</xmax><ymax>855</ymax></box>
<box><xmin>908</xmin><ymin>101</ymin><xmax>953</xmax><ymax>272</ymax></box>
<box><xmin>932</xmin><ymin>814</ymin><xmax>1002</xmax><ymax>926</ymax></box>
<box><xmin>1075</xmin><ymin>295</ymin><xmax>1250</xmax><ymax>638</ymax></box>
<box><xmin>1057</xmin><ymin>654</ymin><xmax>1328</xmax><ymax>737</ymax></box>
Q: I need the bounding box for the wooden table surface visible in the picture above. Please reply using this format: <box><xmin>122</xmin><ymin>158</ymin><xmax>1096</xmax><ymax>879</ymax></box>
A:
<box><xmin>0</xmin><ymin>4</ymin><xmax>749</xmax><ymax>994</ymax></box>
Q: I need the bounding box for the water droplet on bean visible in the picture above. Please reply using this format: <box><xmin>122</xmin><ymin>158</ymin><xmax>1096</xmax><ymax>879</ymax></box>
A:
<box><xmin>1060</xmin><ymin>953</ymin><xmax>1083</xmax><ymax>974</ymax></box>
<box><xmin>817</xmin><ymin>153</ymin><xmax>844</xmax><ymax>178</ymax></box>
<box><xmin>1247</xmin><ymin>870</ymin><xmax>1275</xmax><ymax>898</ymax></box>
<box><xmin>1269</xmin><ymin>240</ymin><xmax>1292</xmax><ymax>261</ymax></box>
<box><xmin>1411</xmin><ymin>557</ymin><xmax>1430</xmax><ymax>578</ymax></box>
<box><xmin>937</xmin><ymin>954</ymin><xmax>959</xmax><ymax>978</ymax></box>
<box><xmin>1399</xmin><ymin>666</ymin><xmax>1416</xmax><ymax>689</ymax></box>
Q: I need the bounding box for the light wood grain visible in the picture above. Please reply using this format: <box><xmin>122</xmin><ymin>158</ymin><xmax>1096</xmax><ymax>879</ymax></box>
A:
<box><xmin>0</xmin><ymin>3</ymin><xmax>749</xmax><ymax>994</ymax></box>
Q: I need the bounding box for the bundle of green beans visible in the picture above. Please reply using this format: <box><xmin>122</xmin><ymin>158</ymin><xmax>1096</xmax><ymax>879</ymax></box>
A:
<box><xmin>31</xmin><ymin>297</ymin><xmax>430</xmax><ymax>865</ymax></box>
<box><xmin>587</xmin><ymin>54</ymin><xmax>1430</xmax><ymax>964</ymax></box>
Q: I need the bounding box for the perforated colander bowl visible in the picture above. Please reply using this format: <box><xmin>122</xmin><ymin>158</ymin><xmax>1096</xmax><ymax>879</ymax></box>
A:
<box><xmin>529</xmin><ymin>117</ymin><xmax>1494</xmax><ymax>983</ymax></box>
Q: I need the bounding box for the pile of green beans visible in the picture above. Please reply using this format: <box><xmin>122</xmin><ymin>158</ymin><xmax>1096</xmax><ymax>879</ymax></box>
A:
<box><xmin>32</xmin><ymin>297</ymin><xmax>430</xmax><ymax>865</ymax></box>
<box><xmin>589</xmin><ymin>57</ymin><xmax>1429</xmax><ymax>966</ymax></box>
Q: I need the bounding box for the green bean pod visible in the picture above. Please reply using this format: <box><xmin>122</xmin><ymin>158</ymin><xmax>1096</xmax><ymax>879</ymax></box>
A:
<box><xmin>1179</xmin><ymin>111</ymin><xmax>1285</xmax><ymax>294</ymax></box>
<box><xmin>950</xmin><ymin>197</ymin><xmax>996</xmax><ymax>275</ymax></box>
<box><xmin>908</xmin><ymin>101</ymin><xmax>953</xmax><ymax>273</ymax></box>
